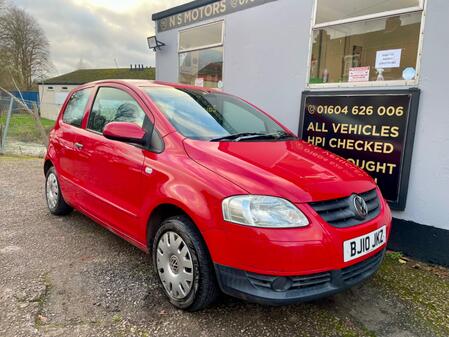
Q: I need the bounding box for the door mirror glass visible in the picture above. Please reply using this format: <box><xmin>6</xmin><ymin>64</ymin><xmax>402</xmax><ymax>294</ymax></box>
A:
<box><xmin>103</xmin><ymin>122</ymin><xmax>146</xmax><ymax>145</ymax></box>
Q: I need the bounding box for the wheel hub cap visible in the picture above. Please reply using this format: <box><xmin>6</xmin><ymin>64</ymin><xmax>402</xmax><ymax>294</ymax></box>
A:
<box><xmin>46</xmin><ymin>173</ymin><xmax>59</xmax><ymax>209</ymax></box>
<box><xmin>156</xmin><ymin>231</ymin><xmax>194</xmax><ymax>300</ymax></box>
<box><xmin>169</xmin><ymin>255</ymin><xmax>180</xmax><ymax>274</ymax></box>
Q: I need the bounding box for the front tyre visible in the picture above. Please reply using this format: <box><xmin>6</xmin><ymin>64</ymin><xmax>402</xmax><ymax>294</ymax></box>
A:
<box><xmin>152</xmin><ymin>216</ymin><xmax>219</xmax><ymax>311</ymax></box>
<box><xmin>45</xmin><ymin>167</ymin><xmax>72</xmax><ymax>215</ymax></box>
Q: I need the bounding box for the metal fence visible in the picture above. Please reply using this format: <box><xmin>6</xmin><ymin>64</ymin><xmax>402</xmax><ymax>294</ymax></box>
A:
<box><xmin>0</xmin><ymin>94</ymin><xmax>50</xmax><ymax>157</ymax></box>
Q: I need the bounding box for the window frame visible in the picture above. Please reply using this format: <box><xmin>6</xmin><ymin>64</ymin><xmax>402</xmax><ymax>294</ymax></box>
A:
<box><xmin>177</xmin><ymin>20</ymin><xmax>225</xmax><ymax>88</ymax></box>
<box><xmin>306</xmin><ymin>0</ymin><xmax>427</xmax><ymax>89</ymax></box>
<box><xmin>177</xmin><ymin>20</ymin><xmax>224</xmax><ymax>53</ymax></box>
<box><xmin>61</xmin><ymin>86</ymin><xmax>94</xmax><ymax>128</ymax></box>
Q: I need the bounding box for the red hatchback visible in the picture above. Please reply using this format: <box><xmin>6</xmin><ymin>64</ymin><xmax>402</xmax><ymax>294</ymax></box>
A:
<box><xmin>44</xmin><ymin>80</ymin><xmax>392</xmax><ymax>311</ymax></box>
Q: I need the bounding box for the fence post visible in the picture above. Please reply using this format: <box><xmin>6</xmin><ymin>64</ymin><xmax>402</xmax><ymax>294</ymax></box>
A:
<box><xmin>31</xmin><ymin>102</ymin><xmax>48</xmax><ymax>147</ymax></box>
<box><xmin>0</xmin><ymin>97</ymin><xmax>13</xmax><ymax>154</ymax></box>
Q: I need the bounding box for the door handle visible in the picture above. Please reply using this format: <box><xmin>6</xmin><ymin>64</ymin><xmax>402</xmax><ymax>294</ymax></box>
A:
<box><xmin>74</xmin><ymin>142</ymin><xmax>84</xmax><ymax>150</ymax></box>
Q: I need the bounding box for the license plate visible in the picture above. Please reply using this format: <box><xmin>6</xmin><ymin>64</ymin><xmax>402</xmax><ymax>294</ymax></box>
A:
<box><xmin>343</xmin><ymin>226</ymin><xmax>386</xmax><ymax>262</ymax></box>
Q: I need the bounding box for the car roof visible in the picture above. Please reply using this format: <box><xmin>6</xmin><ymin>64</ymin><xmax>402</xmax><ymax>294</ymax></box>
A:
<box><xmin>84</xmin><ymin>79</ymin><xmax>220</xmax><ymax>92</ymax></box>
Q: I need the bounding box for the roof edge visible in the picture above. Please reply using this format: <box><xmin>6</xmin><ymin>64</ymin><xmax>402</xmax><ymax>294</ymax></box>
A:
<box><xmin>152</xmin><ymin>0</ymin><xmax>218</xmax><ymax>21</ymax></box>
<box><xmin>40</xmin><ymin>82</ymin><xmax>81</xmax><ymax>86</ymax></box>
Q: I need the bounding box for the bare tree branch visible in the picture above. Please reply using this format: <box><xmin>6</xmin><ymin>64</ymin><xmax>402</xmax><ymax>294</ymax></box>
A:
<box><xmin>0</xmin><ymin>5</ymin><xmax>52</xmax><ymax>90</ymax></box>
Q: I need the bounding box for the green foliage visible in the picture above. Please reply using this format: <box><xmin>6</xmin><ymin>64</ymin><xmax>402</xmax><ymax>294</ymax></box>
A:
<box><xmin>387</xmin><ymin>251</ymin><xmax>404</xmax><ymax>261</ymax></box>
<box><xmin>0</xmin><ymin>113</ymin><xmax>54</xmax><ymax>142</ymax></box>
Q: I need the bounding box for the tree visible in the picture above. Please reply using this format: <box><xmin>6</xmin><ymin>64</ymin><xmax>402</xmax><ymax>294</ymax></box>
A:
<box><xmin>0</xmin><ymin>6</ymin><xmax>51</xmax><ymax>90</ymax></box>
<box><xmin>0</xmin><ymin>1</ymin><xmax>9</xmax><ymax>88</ymax></box>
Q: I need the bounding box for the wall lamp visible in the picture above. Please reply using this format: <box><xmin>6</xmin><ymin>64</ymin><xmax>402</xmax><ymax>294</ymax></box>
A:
<box><xmin>147</xmin><ymin>36</ymin><xmax>166</xmax><ymax>51</ymax></box>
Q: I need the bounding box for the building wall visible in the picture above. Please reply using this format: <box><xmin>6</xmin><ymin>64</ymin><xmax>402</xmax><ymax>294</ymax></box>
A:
<box><xmin>396</xmin><ymin>0</ymin><xmax>449</xmax><ymax>230</ymax></box>
<box><xmin>223</xmin><ymin>0</ymin><xmax>313</xmax><ymax>130</ymax></box>
<box><xmin>38</xmin><ymin>85</ymin><xmax>75</xmax><ymax>120</ymax></box>
<box><xmin>156</xmin><ymin>0</ymin><xmax>313</xmax><ymax>130</ymax></box>
<box><xmin>155</xmin><ymin>29</ymin><xmax>180</xmax><ymax>83</ymax></box>
<box><xmin>155</xmin><ymin>0</ymin><xmax>449</xmax><ymax>232</ymax></box>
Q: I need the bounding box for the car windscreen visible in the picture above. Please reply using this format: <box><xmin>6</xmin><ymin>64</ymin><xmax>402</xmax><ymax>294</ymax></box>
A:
<box><xmin>143</xmin><ymin>87</ymin><xmax>290</xmax><ymax>141</ymax></box>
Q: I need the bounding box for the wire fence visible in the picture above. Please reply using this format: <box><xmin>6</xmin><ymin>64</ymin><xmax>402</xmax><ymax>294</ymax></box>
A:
<box><xmin>0</xmin><ymin>94</ymin><xmax>53</xmax><ymax>157</ymax></box>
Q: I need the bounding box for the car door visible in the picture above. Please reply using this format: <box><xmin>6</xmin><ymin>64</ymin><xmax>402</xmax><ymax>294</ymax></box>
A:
<box><xmin>53</xmin><ymin>87</ymin><xmax>94</xmax><ymax>204</ymax></box>
<box><xmin>74</xmin><ymin>85</ymin><xmax>152</xmax><ymax>239</ymax></box>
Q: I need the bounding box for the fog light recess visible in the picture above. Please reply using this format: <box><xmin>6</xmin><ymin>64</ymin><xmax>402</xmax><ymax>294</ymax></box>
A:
<box><xmin>271</xmin><ymin>277</ymin><xmax>292</xmax><ymax>292</ymax></box>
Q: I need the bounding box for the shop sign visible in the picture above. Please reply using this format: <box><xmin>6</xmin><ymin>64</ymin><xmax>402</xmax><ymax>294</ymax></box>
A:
<box><xmin>157</xmin><ymin>0</ymin><xmax>278</xmax><ymax>32</ymax></box>
<box><xmin>298</xmin><ymin>89</ymin><xmax>420</xmax><ymax>210</ymax></box>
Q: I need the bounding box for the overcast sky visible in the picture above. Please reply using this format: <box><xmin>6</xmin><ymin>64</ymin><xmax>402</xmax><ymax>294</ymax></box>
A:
<box><xmin>11</xmin><ymin>0</ymin><xmax>190</xmax><ymax>76</ymax></box>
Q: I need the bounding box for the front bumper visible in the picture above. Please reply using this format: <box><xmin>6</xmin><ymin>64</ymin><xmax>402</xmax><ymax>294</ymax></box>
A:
<box><xmin>215</xmin><ymin>248</ymin><xmax>385</xmax><ymax>305</ymax></box>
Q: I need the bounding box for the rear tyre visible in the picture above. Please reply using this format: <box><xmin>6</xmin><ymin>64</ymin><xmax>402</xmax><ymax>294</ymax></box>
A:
<box><xmin>45</xmin><ymin>167</ymin><xmax>72</xmax><ymax>216</ymax></box>
<box><xmin>152</xmin><ymin>215</ymin><xmax>219</xmax><ymax>311</ymax></box>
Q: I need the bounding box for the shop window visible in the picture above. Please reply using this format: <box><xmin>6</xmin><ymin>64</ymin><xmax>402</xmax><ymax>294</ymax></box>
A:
<box><xmin>178</xmin><ymin>21</ymin><xmax>223</xmax><ymax>88</ymax></box>
<box><xmin>309</xmin><ymin>0</ymin><xmax>425</xmax><ymax>86</ymax></box>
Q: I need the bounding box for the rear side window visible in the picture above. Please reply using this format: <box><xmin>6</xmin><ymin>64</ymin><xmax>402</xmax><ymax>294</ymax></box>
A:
<box><xmin>87</xmin><ymin>87</ymin><xmax>146</xmax><ymax>133</ymax></box>
<box><xmin>62</xmin><ymin>88</ymin><xmax>92</xmax><ymax>127</ymax></box>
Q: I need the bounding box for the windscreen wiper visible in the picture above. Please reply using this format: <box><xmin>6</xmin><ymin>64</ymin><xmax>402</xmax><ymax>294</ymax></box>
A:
<box><xmin>271</xmin><ymin>131</ymin><xmax>298</xmax><ymax>140</ymax></box>
<box><xmin>210</xmin><ymin>131</ymin><xmax>297</xmax><ymax>142</ymax></box>
<box><xmin>210</xmin><ymin>132</ymin><xmax>266</xmax><ymax>142</ymax></box>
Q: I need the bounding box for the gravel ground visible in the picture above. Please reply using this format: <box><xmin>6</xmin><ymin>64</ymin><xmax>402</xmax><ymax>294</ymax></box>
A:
<box><xmin>1</xmin><ymin>156</ymin><xmax>448</xmax><ymax>337</ymax></box>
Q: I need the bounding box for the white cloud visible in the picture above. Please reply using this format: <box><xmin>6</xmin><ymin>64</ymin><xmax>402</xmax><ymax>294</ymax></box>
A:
<box><xmin>10</xmin><ymin>0</ymin><xmax>190</xmax><ymax>75</ymax></box>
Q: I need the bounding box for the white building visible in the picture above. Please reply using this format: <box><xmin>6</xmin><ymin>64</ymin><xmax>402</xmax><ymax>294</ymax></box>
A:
<box><xmin>152</xmin><ymin>0</ymin><xmax>449</xmax><ymax>266</ymax></box>
<box><xmin>39</xmin><ymin>67</ymin><xmax>155</xmax><ymax>120</ymax></box>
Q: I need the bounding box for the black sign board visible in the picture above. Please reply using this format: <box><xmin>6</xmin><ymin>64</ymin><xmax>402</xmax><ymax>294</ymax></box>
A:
<box><xmin>298</xmin><ymin>89</ymin><xmax>420</xmax><ymax>210</ymax></box>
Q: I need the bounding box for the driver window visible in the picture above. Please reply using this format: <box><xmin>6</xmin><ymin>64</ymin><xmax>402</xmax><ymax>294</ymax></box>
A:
<box><xmin>87</xmin><ymin>87</ymin><xmax>146</xmax><ymax>133</ymax></box>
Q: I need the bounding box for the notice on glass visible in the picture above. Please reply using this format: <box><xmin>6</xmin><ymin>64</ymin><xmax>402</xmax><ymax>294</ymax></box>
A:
<box><xmin>349</xmin><ymin>66</ymin><xmax>370</xmax><ymax>82</ymax></box>
<box><xmin>195</xmin><ymin>78</ymin><xmax>204</xmax><ymax>87</ymax></box>
<box><xmin>375</xmin><ymin>49</ymin><xmax>402</xmax><ymax>69</ymax></box>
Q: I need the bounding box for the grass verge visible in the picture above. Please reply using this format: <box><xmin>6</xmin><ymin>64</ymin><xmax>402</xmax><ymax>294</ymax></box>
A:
<box><xmin>0</xmin><ymin>113</ymin><xmax>54</xmax><ymax>143</ymax></box>
<box><xmin>373</xmin><ymin>252</ymin><xmax>449</xmax><ymax>336</ymax></box>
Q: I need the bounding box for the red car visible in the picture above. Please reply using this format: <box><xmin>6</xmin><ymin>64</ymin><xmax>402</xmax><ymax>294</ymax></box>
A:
<box><xmin>44</xmin><ymin>80</ymin><xmax>392</xmax><ymax>311</ymax></box>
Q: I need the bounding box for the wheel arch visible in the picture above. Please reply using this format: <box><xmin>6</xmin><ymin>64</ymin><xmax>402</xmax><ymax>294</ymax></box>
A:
<box><xmin>145</xmin><ymin>200</ymin><xmax>217</xmax><ymax>260</ymax></box>
<box><xmin>146</xmin><ymin>203</ymin><xmax>193</xmax><ymax>251</ymax></box>
<box><xmin>44</xmin><ymin>159</ymin><xmax>53</xmax><ymax>176</ymax></box>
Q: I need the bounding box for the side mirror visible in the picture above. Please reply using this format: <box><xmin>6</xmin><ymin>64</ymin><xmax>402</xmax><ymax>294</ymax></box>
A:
<box><xmin>103</xmin><ymin>122</ymin><xmax>147</xmax><ymax>145</ymax></box>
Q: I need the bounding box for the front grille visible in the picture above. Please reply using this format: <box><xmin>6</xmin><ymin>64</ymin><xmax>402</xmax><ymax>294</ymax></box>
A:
<box><xmin>341</xmin><ymin>249</ymin><xmax>385</xmax><ymax>283</ymax></box>
<box><xmin>309</xmin><ymin>189</ymin><xmax>380</xmax><ymax>228</ymax></box>
<box><xmin>247</xmin><ymin>271</ymin><xmax>331</xmax><ymax>290</ymax></box>
<box><xmin>246</xmin><ymin>249</ymin><xmax>385</xmax><ymax>292</ymax></box>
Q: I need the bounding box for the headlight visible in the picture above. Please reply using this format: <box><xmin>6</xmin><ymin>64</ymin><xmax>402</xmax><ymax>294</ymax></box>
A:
<box><xmin>222</xmin><ymin>195</ymin><xmax>309</xmax><ymax>228</ymax></box>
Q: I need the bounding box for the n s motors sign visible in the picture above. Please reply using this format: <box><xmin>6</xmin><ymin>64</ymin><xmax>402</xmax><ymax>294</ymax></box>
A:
<box><xmin>157</xmin><ymin>0</ymin><xmax>277</xmax><ymax>32</ymax></box>
<box><xmin>299</xmin><ymin>89</ymin><xmax>420</xmax><ymax>210</ymax></box>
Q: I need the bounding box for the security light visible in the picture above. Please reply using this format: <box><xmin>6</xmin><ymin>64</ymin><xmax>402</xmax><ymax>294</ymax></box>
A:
<box><xmin>147</xmin><ymin>36</ymin><xmax>166</xmax><ymax>51</ymax></box>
